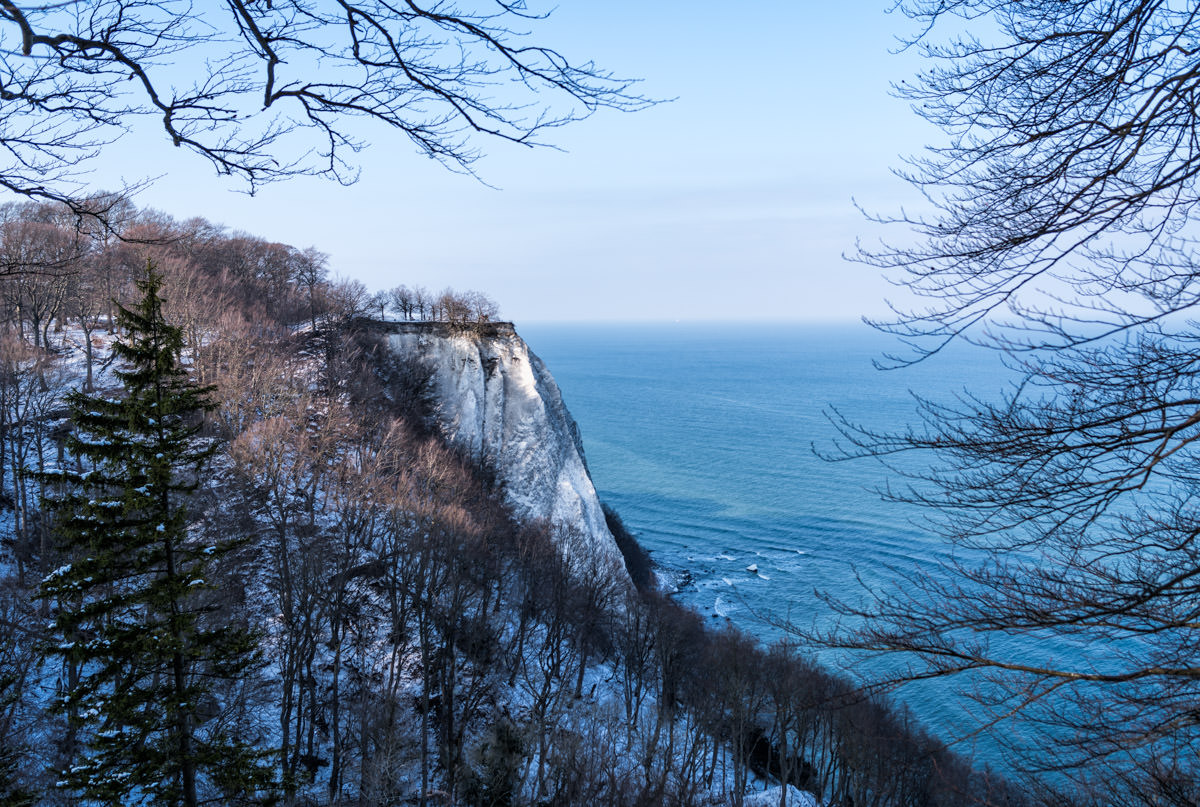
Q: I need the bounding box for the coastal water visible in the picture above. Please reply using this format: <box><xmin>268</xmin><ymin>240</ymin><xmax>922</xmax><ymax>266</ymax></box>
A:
<box><xmin>519</xmin><ymin>321</ymin><xmax>1016</xmax><ymax>764</ymax></box>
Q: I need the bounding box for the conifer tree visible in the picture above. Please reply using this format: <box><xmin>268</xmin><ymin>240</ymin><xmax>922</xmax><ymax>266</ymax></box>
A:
<box><xmin>38</xmin><ymin>263</ymin><xmax>274</xmax><ymax>805</ymax></box>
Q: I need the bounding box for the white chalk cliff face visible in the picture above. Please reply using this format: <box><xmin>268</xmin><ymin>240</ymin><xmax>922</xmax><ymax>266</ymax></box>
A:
<box><xmin>384</xmin><ymin>322</ymin><xmax>624</xmax><ymax>573</ymax></box>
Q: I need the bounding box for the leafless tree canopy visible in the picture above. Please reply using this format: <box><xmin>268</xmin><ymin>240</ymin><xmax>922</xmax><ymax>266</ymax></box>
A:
<box><xmin>824</xmin><ymin>0</ymin><xmax>1200</xmax><ymax>798</ymax></box>
<box><xmin>863</xmin><ymin>0</ymin><xmax>1200</xmax><ymax>357</ymax></box>
<box><xmin>0</xmin><ymin>0</ymin><xmax>650</xmax><ymax>218</ymax></box>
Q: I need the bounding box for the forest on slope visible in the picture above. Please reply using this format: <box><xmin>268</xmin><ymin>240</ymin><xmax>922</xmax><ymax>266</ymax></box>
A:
<box><xmin>0</xmin><ymin>198</ymin><xmax>1058</xmax><ymax>807</ymax></box>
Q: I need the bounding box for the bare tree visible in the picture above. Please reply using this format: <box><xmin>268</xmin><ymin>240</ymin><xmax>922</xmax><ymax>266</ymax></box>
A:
<box><xmin>614</xmin><ymin>592</ymin><xmax>656</xmax><ymax>739</ymax></box>
<box><xmin>155</xmin><ymin>256</ymin><xmax>232</xmax><ymax>363</ymax></box>
<box><xmin>0</xmin><ymin>1</ymin><xmax>650</xmax><ymax>222</ymax></box>
<box><xmin>463</xmin><ymin>290</ymin><xmax>500</xmax><ymax>323</ymax></box>
<box><xmin>293</xmin><ymin>247</ymin><xmax>329</xmax><ymax>332</ymax></box>
<box><xmin>699</xmin><ymin>628</ymin><xmax>766</xmax><ymax>807</ymax></box>
<box><xmin>200</xmin><ymin>310</ymin><xmax>302</xmax><ymax>437</ymax></box>
<box><xmin>368</xmin><ymin>290</ymin><xmax>389</xmax><ymax>322</ymax></box>
<box><xmin>326</xmin><ymin>278</ymin><xmax>372</xmax><ymax>322</ymax></box>
<box><xmin>412</xmin><ymin>286</ymin><xmax>432</xmax><ymax>322</ymax></box>
<box><xmin>821</xmin><ymin>0</ymin><xmax>1200</xmax><ymax>795</ymax></box>
<box><xmin>386</xmin><ymin>285</ymin><xmax>416</xmax><ymax>321</ymax></box>
<box><xmin>61</xmin><ymin>256</ymin><xmax>108</xmax><ymax>391</ymax></box>
<box><xmin>0</xmin><ymin>214</ymin><xmax>81</xmax><ymax>348</ymax></box>
<box><xmin>0</xmin><ymin>334</ymin><xmax>64</xmax><ymax>584</ymax></box>
<box><xmin>436</xmin><ymin>287</ymin><xmax>474</xmax><ymax>325</ymax></box>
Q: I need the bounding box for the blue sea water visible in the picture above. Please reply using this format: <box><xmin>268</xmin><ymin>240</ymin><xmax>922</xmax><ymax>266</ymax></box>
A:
<box><xmin>519</xmin><ymin>321</ymin><xmax>1017</xmax><ymax>763</ymax></box>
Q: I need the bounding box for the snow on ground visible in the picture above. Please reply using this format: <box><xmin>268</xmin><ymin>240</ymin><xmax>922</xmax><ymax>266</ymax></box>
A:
<box><xmin>743</xmin><ymin>785</ymin><xmax>819</xmax><ymax>806</ymax></box>
<box><xmin>5</xmin><ymin>321</ymin><xmax>831</xmax><ymax>806</ymax></box>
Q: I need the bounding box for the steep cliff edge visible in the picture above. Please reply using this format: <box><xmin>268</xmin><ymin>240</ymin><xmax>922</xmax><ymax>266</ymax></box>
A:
<box><xmin>378</xmin><ymin>321</ymin><xmax>623</xmax><ymax>572</ymax></box>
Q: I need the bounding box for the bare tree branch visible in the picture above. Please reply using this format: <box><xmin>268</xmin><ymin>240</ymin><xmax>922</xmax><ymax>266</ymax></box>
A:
<box><xmin>0</xmin><ymin>0</ymin><xmax>652</xmax><ymax>226</ymax></box>
<box><xmin>821</xmin><ymin>0</ymin><xmax>1200</xmax><ymax>794</ymax></box>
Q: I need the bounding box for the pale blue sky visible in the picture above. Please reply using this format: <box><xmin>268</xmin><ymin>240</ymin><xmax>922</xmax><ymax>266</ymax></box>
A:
<box><xmin>76</xmin><ymin>2</ymin><xmax>935</xmax><ymax>323</ymax></box>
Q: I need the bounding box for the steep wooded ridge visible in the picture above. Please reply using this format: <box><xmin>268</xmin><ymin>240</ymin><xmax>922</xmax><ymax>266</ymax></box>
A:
<box><xmin>0</xmin><ymin>201</ymin><xmax>1061</xmax><ymax>806</ymax></box>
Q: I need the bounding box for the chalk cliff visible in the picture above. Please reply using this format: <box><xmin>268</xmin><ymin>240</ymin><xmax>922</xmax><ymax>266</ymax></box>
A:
<box><xmin>379</xmin><ymin>321</ymin><xmax>623</xmax><ymax>573</ymax></box>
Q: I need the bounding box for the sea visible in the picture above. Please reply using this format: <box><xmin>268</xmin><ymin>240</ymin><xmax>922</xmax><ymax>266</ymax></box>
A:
<box><xmin>519</xmin><ymin>321</ymin><xmax>1018</xmax><ymax>767</ymax></box>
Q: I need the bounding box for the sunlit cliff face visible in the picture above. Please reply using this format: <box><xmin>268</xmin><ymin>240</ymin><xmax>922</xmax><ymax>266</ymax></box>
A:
<box><xmin>385</xmin><ymin>322</ymin><xmax>624</xmax><ymax>578</ymax></box>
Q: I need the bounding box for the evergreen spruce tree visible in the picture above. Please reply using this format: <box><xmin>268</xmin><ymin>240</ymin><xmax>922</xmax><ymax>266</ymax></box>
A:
<box><xmin>38</xmin><ymin>264</ymin><xmax>274</xmax><ymax>806</ymax></box>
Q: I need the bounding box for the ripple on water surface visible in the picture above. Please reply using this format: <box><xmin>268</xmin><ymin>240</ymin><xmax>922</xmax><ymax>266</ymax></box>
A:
<box><xmin>521</xmin><ymin>322</ymin><xmax>1016</xmax><ymax>765</ymax></box>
